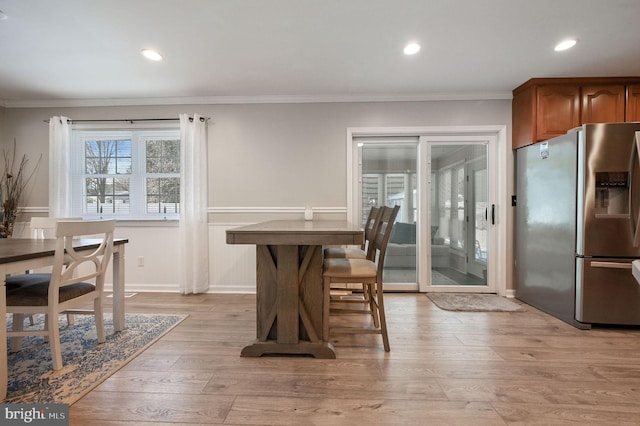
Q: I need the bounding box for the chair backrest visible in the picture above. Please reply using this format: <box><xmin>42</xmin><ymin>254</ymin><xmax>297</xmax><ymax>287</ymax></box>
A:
<box><xmin>372</xmin><ymin>205</ymin><xmax>400</xmax><ymax>276</ymax></box>
<box><xmin>30</xmin><ymin>217</ymin><xmax>83</xmax><ymax>239</ymax></box>
<box><xmin>50</xmin><ymin>220</ymin><xmax>115</xmax><ymax>295</ymax></box>
<box><xmin>363</xmin><ymin>206</ymin><xmax>383</xmax><ymax>258</ymax></box>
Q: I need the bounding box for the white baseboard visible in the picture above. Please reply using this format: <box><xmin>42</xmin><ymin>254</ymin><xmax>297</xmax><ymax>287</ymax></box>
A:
<box><xmin>104</xmin><ymin>282</ymin><xmax>257</xmax><ymax>294</ymax></box>
<box><xmin>207</xmin><ymin>284</ymin><xmax>256</xmax><ymax>294</ymax></box>
<box><xmin>503</xmin><ymin>289</ymin><xmax>516</xmax><ymax>298</ymax></box>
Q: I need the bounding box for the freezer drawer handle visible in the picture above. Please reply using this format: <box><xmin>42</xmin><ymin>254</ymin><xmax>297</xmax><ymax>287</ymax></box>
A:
<box><xmin>590</xmin><ymin>261</ymin><xmax>632</xmax><ymax>269</ymax></box>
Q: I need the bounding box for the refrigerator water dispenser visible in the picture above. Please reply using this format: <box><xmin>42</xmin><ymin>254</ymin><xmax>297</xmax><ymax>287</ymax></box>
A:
<box><xmin>595</xmin><ymin>171</ymin><xmax>629</xmax><ymax>217</ymax></box>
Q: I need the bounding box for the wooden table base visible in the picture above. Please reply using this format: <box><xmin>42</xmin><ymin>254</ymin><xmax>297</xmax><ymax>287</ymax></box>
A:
<box><xmin>245</xmin><ymin>244</ymin><xmax>333</xmax><ymax>358</ymax></box>
<box><xmin>226</xmin><ymin>220</ymin><xmax>364</xmax><ymax>359</ymax></box>
<box><xmin>241</xmin><ymin>341</ymin><xmax>336</xmax><ymax>358</ymax></box>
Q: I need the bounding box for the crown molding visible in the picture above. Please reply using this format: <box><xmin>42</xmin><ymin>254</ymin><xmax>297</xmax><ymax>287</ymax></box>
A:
<box><xmin>1</xmin><ymin>92</ymin><xmax>512</xmax><ymax>108</ymax></box>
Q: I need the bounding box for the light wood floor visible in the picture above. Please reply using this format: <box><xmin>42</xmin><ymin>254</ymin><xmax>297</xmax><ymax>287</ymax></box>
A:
<box><xmin>70</xmin><ymin>292</ymin><xmax>640</xmax><ymax>425</ymax></box>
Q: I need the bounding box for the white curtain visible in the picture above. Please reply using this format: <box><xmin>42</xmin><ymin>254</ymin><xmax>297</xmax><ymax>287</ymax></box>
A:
<box><xmin>179</xmin><ymin>113</ymin><xmax>210</xmax><ymax>294</ymax></box>
<box><xmin>48</xmin><ymin>116</ymin><xmax>72</xmax><ymax>217</ymax></box>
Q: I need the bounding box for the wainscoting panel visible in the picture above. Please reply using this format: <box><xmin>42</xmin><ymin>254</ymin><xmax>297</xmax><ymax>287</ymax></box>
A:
<box><xmin>210</xmin><ymin>223</ymin><xmax>257</xmax><ymax>293</ymax></box>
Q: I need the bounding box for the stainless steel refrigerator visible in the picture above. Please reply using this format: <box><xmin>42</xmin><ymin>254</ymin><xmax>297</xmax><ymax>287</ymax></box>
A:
<box><xmin>515</xmin><ymin>122</ymin><xmax>640</xmax><ymax>328</ymax></box>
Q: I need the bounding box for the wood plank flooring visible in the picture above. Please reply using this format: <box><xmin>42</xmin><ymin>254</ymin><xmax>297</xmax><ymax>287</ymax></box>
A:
<box><xmin>70</xmin><ymin>292</ymin><xmax>640</xmax><ymax>425</ymax></box>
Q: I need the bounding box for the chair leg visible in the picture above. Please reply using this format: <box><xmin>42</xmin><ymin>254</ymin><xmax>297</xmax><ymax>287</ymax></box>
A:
<box><xmin>375</xmin><ymin>281</ymin><xmax>390</xmax><ymax>352</ymax></box>
<box><xmin>10</xmin><ymin>314</ymin><xmax>25</xmax><ymax>352</ymax></box>
<box><xmin>48</xmin><ymin>312</ymin><xmax>63</xmax><ymax>370</ymax></box>
<box><xmin>43</xmin><ymin>314</ymin><xmax>49</xmax><ymax>342</ymax></box>
<box><xmin>66</xmin><ymin>314</ymin><xmax>75</xmax><ymax>325</ymax></box>
<box><xmin>94</xmin><ymin>298</ymin><xmax>105</xmax><ymax>343</ymax></box>
<box><xmin>365</xmin><ymin>283</ymin><xmax>380</xmax><ymax>327</ymax></box>
<box><xmin>366</xmin><ymin>284</ymin><xmax>376</xmax><ymax>320</ymax></box>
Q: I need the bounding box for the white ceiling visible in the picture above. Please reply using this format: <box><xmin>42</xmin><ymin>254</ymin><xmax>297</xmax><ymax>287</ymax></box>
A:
<box><xmin>1</xmin><ymin>0</ymin><xmax>640</xmax><ymax>107</ymax></box>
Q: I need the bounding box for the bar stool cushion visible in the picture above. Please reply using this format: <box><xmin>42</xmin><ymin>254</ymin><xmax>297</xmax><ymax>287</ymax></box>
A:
<box><xmin>323</xmin><ymin>258</ymin><xmax>377</xmax><ymax>279</ymax></box>
<box><xmin>323</xmin><ymin>247</ymin><xmax>367</xmax><ymax>259</ymax></box>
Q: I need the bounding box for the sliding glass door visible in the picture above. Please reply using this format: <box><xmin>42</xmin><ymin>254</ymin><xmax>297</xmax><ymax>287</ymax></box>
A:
<box><xmin>352</xmin><ymin>131</ymin><xmax>498</xmax><ymax>293</ymax></box>
<box><xmin>359</xmin><ymin>141</ymin><xmax>418</xmax><ymax>291</ymax></box>
<box><xmin>428</xmin><ymin>142</ymin><xmax>490</xmax><ymax>289</ymax></box>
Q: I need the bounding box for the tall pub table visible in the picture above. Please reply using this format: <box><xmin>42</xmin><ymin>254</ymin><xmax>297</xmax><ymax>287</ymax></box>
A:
<box><xmin>0</xmin><ymin>238</ymin><xmax>128</xmax><ymax>399</ymax></box>
<box><xmin>226</xmin><ymin>220</ymin><xmax>363</xmax><ymax>359</ymax></box>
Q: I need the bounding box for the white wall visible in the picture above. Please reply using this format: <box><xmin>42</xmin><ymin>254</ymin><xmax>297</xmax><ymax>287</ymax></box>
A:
<box><xmin>0</xmin><ymin>99</ymin><xmax>513</xmax><ymax>293</ymax></box>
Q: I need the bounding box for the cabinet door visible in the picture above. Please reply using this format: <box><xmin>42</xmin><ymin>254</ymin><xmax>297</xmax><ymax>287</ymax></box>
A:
<box><xmin>626</xmin><ymin>84</ymin><xmax>640</xmax><ymax>122</ymax></box>
<box><xmin>582</xmin><ymin>85</ymin><xmax>625</xmax><ymax>123</ymax></box>
<box><xmin>537</xmin><ymin>85</ymin><xmax>580</xmax><ymax>141</ymax></box>
<box><xmin>512</xmin><ymin>85</ymin><xmax>535</xmax><ymax>149</ymax></box>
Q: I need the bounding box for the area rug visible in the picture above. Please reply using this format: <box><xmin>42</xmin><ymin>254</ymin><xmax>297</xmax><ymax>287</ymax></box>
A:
<box><xmin>3</xmin><ymin>312</ymin><xmax>187</xmax><ymax>404</ymax></box>
<box><xmin>427</xmin><ymin>293</ymin><xmax>524</xmax><ymax>312</ymax></box>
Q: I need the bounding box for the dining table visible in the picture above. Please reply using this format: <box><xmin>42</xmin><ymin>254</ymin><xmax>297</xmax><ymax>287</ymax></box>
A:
<box><xmin>226</xmin><ymin>220</ymin><xmax>364</xmax><ymax>358</ymax></box>
<box><xmin>0</xmin><ymin>237</ymin><xmax>128</xmax><ymax>400</ymax></box>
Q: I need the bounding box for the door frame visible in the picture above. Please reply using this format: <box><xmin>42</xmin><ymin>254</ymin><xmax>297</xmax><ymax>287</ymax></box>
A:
<box><xmin>347</xmin><ymin>125</ymin><xmax>508</xmax><ymax>296</ymax></box>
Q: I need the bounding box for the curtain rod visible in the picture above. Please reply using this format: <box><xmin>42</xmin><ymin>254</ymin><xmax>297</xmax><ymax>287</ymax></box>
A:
<box><xmin>44</xmin><ymin>116</ymin><xmax>209</xmax><ymax>124</ymax></box>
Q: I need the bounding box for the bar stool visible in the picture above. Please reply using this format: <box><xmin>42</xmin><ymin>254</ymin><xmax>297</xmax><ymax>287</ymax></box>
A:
<box><xmin>322</xmin><ymin>205</ymin><xmax>399</xmax><ymax>352</ymax></box>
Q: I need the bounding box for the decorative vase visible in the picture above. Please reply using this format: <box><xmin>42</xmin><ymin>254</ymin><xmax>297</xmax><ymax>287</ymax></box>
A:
<box><xmin>1</xmin><ymin>198</ymin><xmax>18</xmax><ymax>238</ymax></box>
<box><xmin>304</xmin><ymin>205</ymin><xmax>313</xmax><ymax>221</ymax></box>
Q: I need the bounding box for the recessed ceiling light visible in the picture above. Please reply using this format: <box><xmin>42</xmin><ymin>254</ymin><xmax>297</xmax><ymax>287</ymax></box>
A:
<box><xmin>554</xmin><ymin>39</ymin><xmax>577</xmax><ymax>52</ymax></box>
<box><xmin>403</xmin><ymin>43</ymin><xmax>421</xmax><ymax>55</ymax></box>
<box><xmin>141</xmin><ymin>49</ymin><xmax>163</xmax><ymax>61</ymax></box>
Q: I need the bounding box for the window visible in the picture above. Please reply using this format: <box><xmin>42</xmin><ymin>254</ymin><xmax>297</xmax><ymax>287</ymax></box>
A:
<box><xmin>72</xmin><ymin>129</ymin><xmax>180</xmax><ymax>219</ymax></box>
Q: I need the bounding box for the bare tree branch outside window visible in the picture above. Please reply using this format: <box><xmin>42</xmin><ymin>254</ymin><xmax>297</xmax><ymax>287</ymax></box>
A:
<box><xmin>85</xmin><ymin>139</ymin><xmax>131</xmax><ymax>214</ymax></box>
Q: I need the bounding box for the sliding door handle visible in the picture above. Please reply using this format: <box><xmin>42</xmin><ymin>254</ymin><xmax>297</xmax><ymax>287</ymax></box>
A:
<box><xmin>491</xmin><ymin>204</ymin><xmax>495</xmax><ymax>225</ymax></box>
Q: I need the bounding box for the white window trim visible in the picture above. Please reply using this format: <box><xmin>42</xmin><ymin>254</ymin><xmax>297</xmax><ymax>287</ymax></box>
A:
<box><xmin>70</xmin><ymin>123</ymin><xmax>180</xmax><ymax>221</ymax></box>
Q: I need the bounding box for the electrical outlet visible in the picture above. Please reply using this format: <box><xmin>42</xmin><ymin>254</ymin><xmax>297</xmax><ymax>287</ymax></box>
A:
<box><xmin>137</xmin><ymin>256</ymin><xmax>144</xmax><ymax>267</ymax></box>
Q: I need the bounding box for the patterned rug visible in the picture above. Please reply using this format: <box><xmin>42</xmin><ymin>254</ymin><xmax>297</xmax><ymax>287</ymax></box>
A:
<box><xmin>3</xmin><ymin>312</ymin><xmax>187</xmax><ymax>404</ymax></box>
<box><xmin>427</xmin><ymin>292</ymin><xmax>525</xmax><ymax>312</ymax></box>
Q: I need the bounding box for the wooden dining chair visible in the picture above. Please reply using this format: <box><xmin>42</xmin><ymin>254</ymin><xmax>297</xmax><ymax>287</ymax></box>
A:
<box><xmin>324</xmin><ymin>206</ymin><xmax>382</xmax><ymax>261</ymax></box>
<box><xmin>5</xmin><ymin>217</ymin><xmax>82</xmax><ymax>328</ymax></box>
<box><xmin>6</xmin><ymin>219</ymin><xmax>115</xmax><ymax>370</ymax></box>
<box><xmin>323</xmin><ymin>206</ymin><xmax>384</xmax><ymax>303</ymax></box>
<box><xmin>322</xmin><ymin>205</ymin><xmax>399</xmax><ymax>352</ymax></box>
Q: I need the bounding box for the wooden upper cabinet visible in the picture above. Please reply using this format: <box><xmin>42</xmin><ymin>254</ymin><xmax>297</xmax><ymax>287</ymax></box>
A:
<box><xmin>512</xmin><ymin>84</ymin><xmax>535</xmax><ymax>150</ymax></box>
<box><xmin>627</xmin><ymin>84</ymin><xmax>640</xmax><ymax>122</ymax></box>
<box><xmin>512</xmin><ymin>77</ymin><xmax>640</xmax><ymax>149</ymax></box>
<box><xmin>537</xmin><ymin>85</ymin><xmax>580</xmax><ymax>141</ymax></box>
<box><xmin>581</xmin><ymin>85</ymin><xmax>625</xmax><ymax>123</ymax></box>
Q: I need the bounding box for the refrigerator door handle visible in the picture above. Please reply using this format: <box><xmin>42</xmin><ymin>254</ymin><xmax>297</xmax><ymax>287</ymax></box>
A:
<box><xmin>631</xmin><ymin>133</ymin><xmax>640</xmax><ymax>247</ymax></box>
<box><xmin>590</xmin><ymin>261</ymin><xmax>632</xmax><ymax>270</ymax></box>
